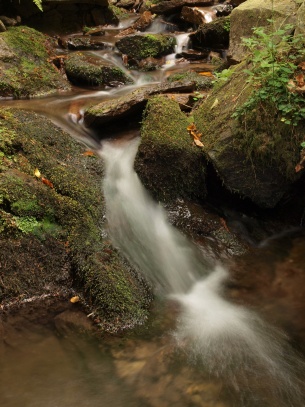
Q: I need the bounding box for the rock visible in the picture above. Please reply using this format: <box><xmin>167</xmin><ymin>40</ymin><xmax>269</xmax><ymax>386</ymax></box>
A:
<box><xmin>83</xmin><ymin>25</ymin><xmax>105</xmax><ymax>35</ymax></box>
<box><xmin>115</xmin><ymin>33</ymin><xmax>176</xmax><ymax>60</ymax></box>
<box><xmin>0</xmin><ymin>107</ymin><xmax>151</xmax><ymax>331</ymax></box>
<box><xmin>149</xmin><ymin>0</ymin><xmax>213</xmax><ymax>15</ymax></box>
<box><xmin>0</xmin><ymin>16</ymin><xmax>18</xmax><ymax>27</ymax></box>
<box><xmin>117</xmin><ymin>10</ymin><xmax>154</xmax><ymax>37</ymax></box>
<box><xmin>84</xmin><ymin>77</ymin><xmax>211</xmax><ymax>127</ymax></box>
<box><xmin>193</xmin><ymin>63</ymin><xmax>303</xmax><ymax>208</ymax></box>
<box><xmin>0</xmin><ymin>20</ymin><xmax>6</xmax><ymax>32</ymax></box>
<box><xmin>189</xmin><ymin>16</ymin><xmax>230</xmax><ymax>50</ymax></box>
<box><xmin>116</xmin><ymin>0</ymin><xmax>136</xmax><ymax>8</ymax></box>
<box><xmin>64</xmin><ymin>52</ymin><xmax>133</xmax><ymax>88</ymax></box>
<box><xmin>54</xmin><ymin>310</ymin><xmax>94</xmax><ymax>336</ymax></box>
<box><xmin>181</xmin><ymin>6</ymin><xmax>213</xmax><ymax>26</ymax></box>
<box><xmin>0</xmin><ymin>26</ymin><xmax>70</xmax><ymax>98</ymax></box>
<box><xmin>295</xmin><ymin>0</ymin><xmax>305</xmax><ymax>36</ymax></box>
<box><xmin>59</xmin><ymin>35</ymin><xmax>108</xmax><ymax>50</ymax></box>
<box><xmin>228</xmin><ymin>0</ymin><xmax>298</xmax><ymax>63</ymax></box>
<box><xmin>212</xmin><ymin>3</ymin><xmax>233</xmax><ymax>16</ymax></box>
<box><xmin>134</xmin><ymin>95</ymin><xmax>207</xmax><ymax>203</ymax></box>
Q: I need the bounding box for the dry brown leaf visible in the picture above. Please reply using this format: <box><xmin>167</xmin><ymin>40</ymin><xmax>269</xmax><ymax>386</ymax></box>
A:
<box><xmin>198</xmin><ymin>71</ymin><xmax>214</xmax><ymax>77</ymax></box>
<box><xmin>298</xmin><ymin>61</ymin><xmax>305</xmax><ymax>70</ymax></box>
<box><xmin>187</xmin><ymin>123</ymin><xmax>204</xmax><ymax>148</ymax></box>
<box><xmin>295</xmin><ymin>163</ymin><xmax>304</xmax><ymax>173</ymax></box>
<box><xmin>295</xmin><ymin>73</ymin><xmax>305</xmax><ymax>87</ymax></box>
<box><xmin>82</xmin><ymin>150</ymin><xmax>95</xmax><ymax>156</ymax></box>
<box><xmin>41</xmin><ymin>177</ymin><xmax>54</xmax><ymax>189</ymax></box>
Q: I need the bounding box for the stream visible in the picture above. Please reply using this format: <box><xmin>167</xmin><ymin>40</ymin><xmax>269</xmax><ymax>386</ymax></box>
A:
<box><xmin>1</xmin><ymin>10</ymin><xmax>305</xmax><ymax>407</ymax></box>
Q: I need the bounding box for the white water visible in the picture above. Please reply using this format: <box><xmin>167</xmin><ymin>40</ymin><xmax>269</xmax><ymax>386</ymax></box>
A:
<box><xmin>100</xmin><ymin>140</ymin><xmax>305</xmax><ymax>406</ymax></box>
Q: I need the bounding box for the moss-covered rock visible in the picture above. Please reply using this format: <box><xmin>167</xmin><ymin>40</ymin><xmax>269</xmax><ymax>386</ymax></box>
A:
<box><xmin>0</xmin><ymin>107</ymin><xmax>151</xmax><ymax>331</ymax></box>
<box><xmin>64</xmin><ymin>52</ymin><xmax>134</xmax><ymax>88</ymax></box>
<box><xmin>115</xmin><ymin>33</ymin><xmax>176</xmax><ymax>60</ymax></box>
<box><xmin>193</xmin><ymin>63</ymin><xmax>304</xmax><ymax>208</ymax></box>
<box><xmin>0</xmin><ymin>26</ymin><xmax>70</xmax><ymax>98</ymax></box>
<box><xmin>135</xmin><ymin>95</ymin><xmax>207</xmax><ymax>203</ymax></box>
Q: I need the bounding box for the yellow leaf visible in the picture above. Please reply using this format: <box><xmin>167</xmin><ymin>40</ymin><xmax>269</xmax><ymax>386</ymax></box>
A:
<box><xmin>194</xmin><ymin>138</ymin><xmax>204</xmax><ymax>147</ymax></box>
<box><xmin>82</xmin><ymin>150</ymin><xmax>95</xmax><ymax>156</ymax></box>
<box><xmin>70</xmin><ymin>296</ymin><xmax>80</xmax><ymax>303</ymax></box>
<box><xmin>34</xmin><ymin>168</ymin><xmax>41</xmax><ymax>178</ymax></box>
<box><xmin>211</xmin><ymin>98</ymin><xmax>219</xmax><ymax>109</ymax></box>
<box><xmin>198</xmin><ymin>71</ymin><xmax>214</xmax><ymax>77</ymax></box>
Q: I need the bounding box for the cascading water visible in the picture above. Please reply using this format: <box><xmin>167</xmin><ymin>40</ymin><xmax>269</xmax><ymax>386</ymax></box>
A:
<box><xmin>101</xmin><ymin>139</ymin><xmax>305</xmax><ymax>407</ymax></box>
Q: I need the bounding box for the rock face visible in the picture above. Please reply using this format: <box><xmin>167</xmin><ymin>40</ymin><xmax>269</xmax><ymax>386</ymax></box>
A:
<box><xmin>193</xmin><ymin>63</ymin><xmax>303</xmax><ymax>208</ymax></box>
<box><xmin>0</xmin><ymin>107</ymin><xmax>151</xmax><ymax>331</ymax></box>
<box><xmin>64</xmin><ymin>52</ymin><xmax>133</xmax><ymax>87</ymax></box>
<box><xmin>228</xmin><ymin>0</ymin><xmax>298</xmax><ymax>63</ymax></box>
<box><xmin>0</xmin><ymin>26</ymin><xmax>70</xmax><ymax>98</ymax></box>
<box><xmin>135</xmin><ymin>95</ymin><xmax>207</xmax><ymax>203</ymax></box>
<box><xmin>115</xmin><ymin>33</ymin><xmax>176</xmax><ymax>60</ymax></box>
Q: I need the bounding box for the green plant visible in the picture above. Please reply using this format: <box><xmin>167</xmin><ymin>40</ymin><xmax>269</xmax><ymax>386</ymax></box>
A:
<box><xmin>232</xmin><ymin>22</ymin><xmax>305</xmax><ymax>126</ymax></box>
<box><xmin>33</xmin><ymin>0</ymin><xmax>43</xmax><ymax>11</ymax></box>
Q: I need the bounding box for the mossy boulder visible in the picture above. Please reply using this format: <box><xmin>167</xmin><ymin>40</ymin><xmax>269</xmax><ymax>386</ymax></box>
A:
<box><xmin>228</xmin><ymin>0</ymin><xmax>298</xmax><ymax>63</ymax></box>
<box><xmin>115</xmin><ymin>33</ymin><xmax>176</xmax><ymax>60</ymax></box>
<box><xmin>193</xmin><ymin>63</ymin><xmax>304</xmax><ymax>208</ymax></box>
<box><xmin>0</xmin><ymin>26</ymin><xmax>70</xmax><ymax>98</ymax></box>
<box><xmin>135</xmin><ymin>95</ymin><xmax>207</xmax><ymax>203</ymax></box>
<box><xmin>64</xmin><ymin>52</ymin><xmax>134</xmax><ymax>88</ymax></box>
<box><xmin>0</xmin><ymin>107</ymin><xmax>151</xmax><ymax>331</ymax></box>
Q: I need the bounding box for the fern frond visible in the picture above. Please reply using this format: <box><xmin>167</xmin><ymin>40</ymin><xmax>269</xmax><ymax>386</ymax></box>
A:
<box><xmin>33</xmin><ymin>0</ymin><xmax>43</xmax><ymax>12</ymax></box>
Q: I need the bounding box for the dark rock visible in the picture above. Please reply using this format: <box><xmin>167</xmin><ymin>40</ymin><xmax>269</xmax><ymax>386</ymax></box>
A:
<box><xmin>59</xmin><ymin>35</ymin><xmax>108</xmax><ymax>50</ymax></box>
<box><xmin>190</xmin><ymin>16</ymin><xmax>230</xmax><ymax>50</ymax></box>
<box><xmin>0</xmin><ymin>16</ymin><xmax>18</xmax><ymax>26</ymax></box>
<box><xmin>181</xmin><ymin>6</ymin><xmax>214</xmax><ymax>25</ymax></box>
<box><xmin>212</xmin><ymin>3</ymin><xmax>233</xmax><ymax>16</ymax></box>
<box><xmin>116</xmin><ymin>10</ymin><xmax>154</xmax><ymax>37</ymax></box>
<box><xmin>150</xmin><ymin>0</ymin><xmax>214</xmax><ymax>15</ymax></box>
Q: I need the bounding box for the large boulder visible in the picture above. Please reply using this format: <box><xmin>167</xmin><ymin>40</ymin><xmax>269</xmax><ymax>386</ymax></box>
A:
<box><xmin>190</xmin><ymin>16</ymin><xmax>230</xmax><ymax>50</ymax></box>
<box><xmin>0</xmin><ymin>107</ymin><xmax>151</xmax><ymax>331</ymax></box>
<box><xmin>135</xmin><ymin>95</ymin><xmax>207</xmax><ymax>203</ymax></box>
<box><xmin>64</xmin><ymin>52</ymin><xmax>133</xmax><ymax>87</ymax></box>
<box><xmin>193</xmin><ymin>63</ymin><xmax>304</xmax><ymax>208</ymax></box>
<box><xmin>0</xmin><ymin>26</ymin><xmax>70</xmax><ymax>98</ymax></box>
<box><xmin>228</xmin><ymin>0</ymin><xmax>298</xmax><ymax>63</ymax></box>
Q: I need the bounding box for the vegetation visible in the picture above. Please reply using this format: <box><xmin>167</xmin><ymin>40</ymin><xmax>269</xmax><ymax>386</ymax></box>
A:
<box><xmin>233</xmin><ymin>22</ymin><xmax>305</xmax><ymax>127</ymax></box>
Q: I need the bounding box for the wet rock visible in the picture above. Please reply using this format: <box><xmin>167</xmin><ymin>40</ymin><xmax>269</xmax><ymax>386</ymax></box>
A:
<box><xmin>135</xmin><ymin>94</ymin><xmax>207</xmax><ymax>203</ymax></box>
<box><xmin>212</xmin><ymin>3</ymin><xmax>233</xmax><ymax>16</ymax></box>
<box><xmin>149</xmin><ymin>0</ymin><xmax>214</xmax><ymax>15</ymax></box>
<box><xmin>0</xmin><ymin>16</ymin><xmax>18</xmax><ymax>27</ymax></box>
<box><xmin>54</xmin><ymin>310</ymin><xmax>94</xmax><ymax>336</ymax></box>
<box><xmin>59</xmin><ymin>35</ymin><xmax>108</xmax><ymax>50</ymax></box>
<box><xmin>115</xmin><ymin>33</ymin><xmax>176</xmax><ymax>60</ymax></box>
<box><xmin>228</xmin><ymin>0</ymin><xmax>298</xmax><ymax>63</ymax></box>
<box><xmin>116</xmin><ymin>10</ymin><xmax>154</xmax><ymax>37</ymax></box>
<box><xmin>84</xmin><ymin>78</ymin><xmax>210</xmax><ymax>127</ymax></box>
<box><xmin>189</xmin><ymin>16</ymin><xmax>230</xmax><ymax>50</ymax></box>
<box><xmin>64</xmin><ymin>52</ymin><xmax>133</xmax><ymax>88</ymax></box>
<box><xmin>83</xmin><ymin>25</ymin><xmax>105</xmax><ymax>36</ymax></box>
<box><xmin>0</xmin><ymin>26</ymin><xmax>70</xmax><ymax>98</ymax></box>
<box><xmin>0</xmin><ymin>20</ymin><xmax>6</xmax><ymax>32</ymax></box>
<box><xmin>193</xmin><ymin>62</ymin><xmax>303</xmax><ymax>208</ymax></box>
<box><xmin>181</xmin><ymin>6</ymin><xmax>213</xmax><ymax>26</ymax></box>
<box><xmin>177</xmin><ymin>48</ymin><xmax>210</xmax><ymax>60</ymax></box>
<box><xmin>116</xmin><ymin>0</ymin><xmax>136</xmax><ymax>8</ymax></box>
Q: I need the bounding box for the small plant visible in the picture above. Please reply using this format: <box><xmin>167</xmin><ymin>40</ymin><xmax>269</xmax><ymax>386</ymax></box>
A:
<box><xmin>232</xmin><ymin>22</ymin><xmax>305</xmax><ymax>127</ymax></box>
<box><xmin>33</xmin><ymin>0</ymin><xmax>43</xmax><ymax>11</ymax></box>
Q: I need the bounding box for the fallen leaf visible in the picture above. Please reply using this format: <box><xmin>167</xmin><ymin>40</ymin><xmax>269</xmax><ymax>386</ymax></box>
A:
<box><xmin>211</xmin><ymin>98</ymin><xmax>219</xmax><ymax>109</ymax></box>
<box><xmin>82</xmin><ymin>150</ymin><xmax>95</xmax><ymax>156</ymax></box>
<box><xmin>193</xmin><ymin>138</ymin><xmax>204</xmax><ymax>147</ymax></box>
<box><xmin>298</xmin><ymin>61</ymin><xmax>305</xmax><ymax>70</ymax></box>
<box><xmin>198</xmin><ymin>71</ymin><xmax>214</xmax><ymax>77</ymax></box>
<box><xmin>187</xmin><ymin>123</ymin><xmax>204</xmax><ymax>148</ymax></box>
<box><xmin>41</xmin><ymin>177</ymin><xmax>54</xmax><ymax>189</ymax></box>
<box><xmin>34</xmin><ymin>168</ymin><xmax>41</xmax><ymax>178</ymax></box>
<box><xmin>295</xmin><ymin>163</ymin><xmax>304</xmax><ymax>173</ymax></box>
<box><xmin>70</xmin><ymin>296</ymin><xmax>80</xmax><ymax>303</ymax></box>
<box><xmin>220</xmin><ymin>217</ymin><xmax>230</xmax><ymax>232</ymax></box>
<box><xmin>295</xmin><ymin>73</ymin><xmax>305</xmax><ymax>87</ymax></box>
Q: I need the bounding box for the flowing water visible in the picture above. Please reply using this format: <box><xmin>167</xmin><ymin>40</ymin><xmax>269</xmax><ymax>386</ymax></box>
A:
<box><xmin>1</xmin><ymin>11</ymin><xmax>305</xmax><ymax>407</ymax></box>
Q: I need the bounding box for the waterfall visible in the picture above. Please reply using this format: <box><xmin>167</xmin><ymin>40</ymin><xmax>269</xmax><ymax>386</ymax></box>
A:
<box><xmin>100</xmin><ymin>139</ymin><xmax>305</xmax><ymax>406</ymax></box>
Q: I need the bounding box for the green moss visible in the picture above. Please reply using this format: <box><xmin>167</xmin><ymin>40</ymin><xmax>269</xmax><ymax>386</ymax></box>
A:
<box><xmin>135</xmin><ymin>95</ymin><xmax>206</xmax><ymax>202</ymax></box>
<box><xmin>0</xmin><ymin>26</ymin><xmax>70</xmax><ymax>98</ymax></box>
<box><xmin>167</xmin><ymin>70</ymin><xmax>213</xmax><ymax>90</ymax></box>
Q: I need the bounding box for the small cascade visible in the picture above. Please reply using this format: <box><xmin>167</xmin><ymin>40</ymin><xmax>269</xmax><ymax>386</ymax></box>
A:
<box><xmin>101</xmin><ymin>140</ymin><xmax>305</xmax><ymax>407</ymax></box>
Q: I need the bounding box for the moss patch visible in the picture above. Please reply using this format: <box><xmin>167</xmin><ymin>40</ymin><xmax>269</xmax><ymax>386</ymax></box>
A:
<box><xmin>135</xmin><ymin>95</ymin><xmax>207</xmax><ymax>203</ymax></box>
<box><xmin>0</xmin><ymin>26</ymin><xmax>70</xmax><ymax>98</ymax></box>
